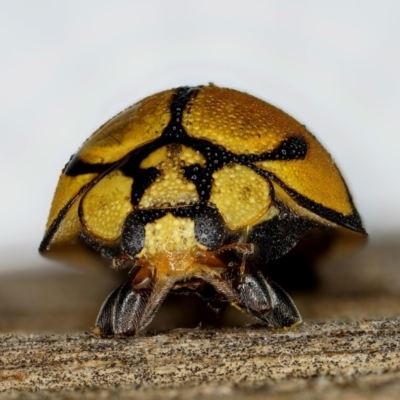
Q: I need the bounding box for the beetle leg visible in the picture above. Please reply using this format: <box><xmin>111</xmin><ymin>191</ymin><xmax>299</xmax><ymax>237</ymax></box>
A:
<box><xmin>94</xmin><ymin>267</ymin><xmax>174</xmax><ymax>337</ymax></box>
<box><xmin>230</xmin><ymin>269</ymin><xmax>302</xmax><ymax>329</ymax></box>
<box><xmin>198</xmin><ymin>267</ymin><xmax>301</xmax><ymax>330</ymax></box>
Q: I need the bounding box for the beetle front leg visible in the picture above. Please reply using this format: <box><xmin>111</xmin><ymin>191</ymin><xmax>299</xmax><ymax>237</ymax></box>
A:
<box><xmin>94</xmin><ymin>266</ymin><xmax>173</xmax><ymax>337</ymax></box>
<box><xmin>224</xmin><ymin>268</ymin><xmax>302</xmax><ymax>329</ymax></box>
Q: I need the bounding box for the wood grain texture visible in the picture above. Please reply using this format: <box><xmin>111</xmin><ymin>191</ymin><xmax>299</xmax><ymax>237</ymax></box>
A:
<box><xmin>1</xmin><ymin>318</ymin><xmax>400</xmax><ymax>397</ymax></box>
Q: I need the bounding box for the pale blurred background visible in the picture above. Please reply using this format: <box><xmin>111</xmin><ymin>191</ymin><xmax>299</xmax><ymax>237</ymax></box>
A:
<box><xmin>0</xmin><ymin>0</ymin><xmax>399</xmax><ymax>273</ymax></box>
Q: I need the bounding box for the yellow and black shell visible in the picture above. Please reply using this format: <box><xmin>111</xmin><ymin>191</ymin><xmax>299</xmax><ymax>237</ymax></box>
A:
<box><xmin>39</xmin><ymin>84</ymin><xmax>366</xmax><ymax>336</ymax></box>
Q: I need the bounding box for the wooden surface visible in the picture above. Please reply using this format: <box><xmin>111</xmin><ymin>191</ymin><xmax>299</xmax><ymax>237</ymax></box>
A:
<box><xmin>1</xmin><ymin>241</ymin><xmax>400</xmax><ymax>399</ymax></box>
<box><xmin>1</xmin><ymin>319</ymin><xmax>400</xmax><ymax>399</ymax></box>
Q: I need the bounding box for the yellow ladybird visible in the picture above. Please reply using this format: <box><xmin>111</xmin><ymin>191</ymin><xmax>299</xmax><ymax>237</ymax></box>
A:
<box><xmin>39</xmin><ymin>85</ymin><xmax>366</xmax><ymax>336</ymax></box>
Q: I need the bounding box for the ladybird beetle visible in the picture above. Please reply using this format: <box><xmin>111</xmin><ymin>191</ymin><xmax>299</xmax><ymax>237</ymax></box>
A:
<box><xmin>39</xmin><ymin>85</ymin><xmax>366</xmax><ymax>336</ymax></box>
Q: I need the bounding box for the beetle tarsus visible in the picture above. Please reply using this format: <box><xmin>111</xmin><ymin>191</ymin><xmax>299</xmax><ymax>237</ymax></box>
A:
<box><xmin>231</xmin><ymin>269</ymin><xmax>301</xmax><ymax>329</ymax></box>
<box><xmin>197</xmin><ymin>267</ymin><xmax>302</xmax><ymax>330</ymax></box>
<box><xmin>94</xmin><ymin>284</ymin><xmax>121</xmax><ymax>336</ymax></box>
<box><xmin>251</xmin><ymin>275</ymin><xmax>302</xmax><ymax>329</ymax></box>
<box><xmin>94</xmin><ymin>268</ymin><xmax>172</xmax><ymax>337</ymax></box>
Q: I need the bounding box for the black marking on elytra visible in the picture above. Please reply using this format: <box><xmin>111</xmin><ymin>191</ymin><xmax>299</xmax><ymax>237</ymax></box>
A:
<box><xmin>129</xmin><ymin>167</ymin><xmax>159</xmax><ymax>205</ymax></box>
<box><xmin>182</xmin><ymin>143</ymin><xmax>233</xmax><ymax>202</ymax></box>
<box><xmin>162</xmin><ymin>86</ymin><xmax>198</xmax><ymax>140</ymax></box>
<box><xmin>65</xmin><ymin>155</ymin><xmax>114</xmax><ymax>176</ymax></box>
<box><xmin>248</xmin><ymin>135</ymin><xmax>308</xmax><ymax>162</ymax></box>
<box><xmin>179</xmin><ymin>136</ymin><xmax>306</xmax><ymax>202</ymax></box>
<box><xmin>63</xmin><ymin>87</ymin><xmax>310</xmax><ymax>203</ymax></box>
<box><xmin>54</xmin><ymin>85</ymin><xmax>364</xmax><ymax>237</ymax></box>
<box><xmin>282</xmin><ymin>183</ymin><xmax>365</xmax><ymax>233</ymax></box>
<box><xmin>250</xmin><ymin>165</ymin><xmax>365</xmax><ymax>234</ymax></box>
<box><xmin>63</xmin><ymin>86</ymin><xmax>309</xmax><ymax>205</ymax></box>
<box><xmin>120</xmin><ymin>87</ymin><xmax>202</xmax><ymax>205</ymax></box>
<box><xmin>39</xmin><ymin>200</ymin><xmax>73</xmax><ymax>252</ymax></box>
<box><xmin>62</xmin><ymin>153</ymin><xmax>76</xmax><ymax>173</ymax></box>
